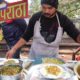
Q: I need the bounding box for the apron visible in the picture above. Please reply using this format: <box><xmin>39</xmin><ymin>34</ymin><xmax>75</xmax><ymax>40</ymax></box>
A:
<box><xmin>29</xmin><ymin>14</ymin><xmax>63</xmax><ymax>59</ymax></box>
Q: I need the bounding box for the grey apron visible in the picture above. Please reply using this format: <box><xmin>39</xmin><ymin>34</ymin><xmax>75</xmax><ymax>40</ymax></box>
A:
<box><xmin>29</xmin><ymin>14</ymin><xmax>63</xmax><ymax>59</ymax></box>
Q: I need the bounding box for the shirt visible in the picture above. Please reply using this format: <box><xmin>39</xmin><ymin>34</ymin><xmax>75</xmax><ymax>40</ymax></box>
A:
<box><xmin>22</xmin><ymin>11</ymin><xmax>80</xmax><ymax>42</ymax></box>
<box><xmin>1</xmin><ymin>19</ymin><xmax>27</xmax><ymax>47</ymax></box>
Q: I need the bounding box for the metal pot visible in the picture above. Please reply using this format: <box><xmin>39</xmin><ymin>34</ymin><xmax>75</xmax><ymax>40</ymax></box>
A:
<box><xmin>0</xmin><ymin>73</ymin><xmax>21</xmax><ymax>80</ymax></box>
<box><xmin>0</xmin><ymin>65</ymin><xmax>22</xmax><ymax>80</ymax></box>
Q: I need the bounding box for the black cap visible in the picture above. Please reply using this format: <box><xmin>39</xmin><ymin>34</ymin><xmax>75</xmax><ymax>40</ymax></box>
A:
<box><xmin>41</xmin><ymin>0</ymin><xmax>58</xmax><ymax>9</ymax></box>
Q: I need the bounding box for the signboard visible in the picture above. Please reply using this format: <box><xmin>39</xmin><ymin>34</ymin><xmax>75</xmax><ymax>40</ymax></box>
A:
<box><xmin>0</xmin><ymin>0</ymin><xmax>28</xmax><ymax>21</ymax></box>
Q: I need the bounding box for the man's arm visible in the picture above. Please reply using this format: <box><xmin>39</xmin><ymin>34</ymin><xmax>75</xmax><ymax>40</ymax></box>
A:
<box><xmin>13</xmin><ymin>19</ymin><xmax>27</xmax><ymax>32</ymax></box>
<box><xmin>6</xmin><ymin>38</ymin><xmax>26</xmax><ymax>58</ymax></box>
<box><xmin>6</xmin><ymin>12</ymin><xmax>41</xmax><ymax>58</ymax></box>
<box><xmin>62</xmin><ymin>15</ymin><xmax>80</xmax><ymax>43</ymax></box>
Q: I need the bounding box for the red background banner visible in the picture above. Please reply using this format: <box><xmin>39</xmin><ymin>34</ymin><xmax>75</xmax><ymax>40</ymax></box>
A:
<box><xmin>0</xmin><ymin>0</ymin><xmax>28</xmax><ymax>21</ymax></box>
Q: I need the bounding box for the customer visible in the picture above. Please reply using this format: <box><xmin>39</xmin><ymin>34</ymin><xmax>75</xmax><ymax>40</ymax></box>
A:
<box><xmin>0</xmin><ymin>19</ymin><xmax>27</xmax><ymax>58</ymax></box>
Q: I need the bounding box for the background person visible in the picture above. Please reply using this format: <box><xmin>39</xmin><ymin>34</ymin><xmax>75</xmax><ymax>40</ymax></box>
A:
<box><xmin>0</xmin><ymin>19</ymin><xmax>27</xmax><ymax>58</ymax></box>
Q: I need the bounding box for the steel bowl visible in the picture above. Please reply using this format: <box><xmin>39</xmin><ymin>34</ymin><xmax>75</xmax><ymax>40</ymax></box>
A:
<box><xmin>0</xmin><ymin>65</ymin><xmax>22</xmax><ymax>80</ymax></box>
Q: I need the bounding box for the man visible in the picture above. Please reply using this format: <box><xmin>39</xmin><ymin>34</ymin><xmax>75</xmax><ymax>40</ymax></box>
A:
<box><xmin>0</xmin><ymin>19</ymin><xmax>27</xmax><ymax>58</ymax></box>
<box><xmin>6</xmin><ymin>0</ymin><xmax>80</xmax><ymax>59</ymax></box>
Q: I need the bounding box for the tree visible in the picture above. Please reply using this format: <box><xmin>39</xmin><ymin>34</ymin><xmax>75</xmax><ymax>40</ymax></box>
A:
<box><xmin>59</xmin><ymin>0</ymin><xmax>80</xmax><ymax>18</ymax></box>
<box><xmin>29</xmin><ymin>0</ymin><xmax>80</xmax><ymax>19</ymax></box>
<box><xmin>29</xmin><ymin>0</ymin><xmax>40</xmax><ymax>16</ymax></box>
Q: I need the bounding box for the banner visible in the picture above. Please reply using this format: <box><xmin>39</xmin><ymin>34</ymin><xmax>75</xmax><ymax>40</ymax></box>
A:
<box><xmin>0</xmin><ymin>0</ymin><xmax>28</xmax><ymax>21</ymax></box>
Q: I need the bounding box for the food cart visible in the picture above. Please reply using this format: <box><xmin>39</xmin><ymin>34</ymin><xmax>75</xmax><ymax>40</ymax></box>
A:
<box><xmin>0</xmin><ymin>0</ymin><xmax>80</xmax><ymax>80</ymax></box>
<box><xmin>0</xmin><ymin>47</ymin><xmax>79</xmax><ymax>80</ymax></box>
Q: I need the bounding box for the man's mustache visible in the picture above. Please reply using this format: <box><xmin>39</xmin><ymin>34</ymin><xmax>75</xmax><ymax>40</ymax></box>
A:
<box><xmin>44</xmin><ymin>13</ymin><xmax>51</xmax><ymax>16</ymax></box>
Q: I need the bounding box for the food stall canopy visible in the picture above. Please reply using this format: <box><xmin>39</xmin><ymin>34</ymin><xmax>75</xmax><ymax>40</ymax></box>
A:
<box><xmin>0</xmin><ymin>0</ymin><xmax>28</xmax><ymax>22</ymax></box>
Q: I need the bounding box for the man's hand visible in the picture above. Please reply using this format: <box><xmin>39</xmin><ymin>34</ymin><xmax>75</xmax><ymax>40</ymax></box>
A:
<box><xmin>77</xmin><ymin>34</ymin><xmax>80</xmax><ymax>43</ymax></box>
<box><xmin>6</xmin><ymin>38</ymin><xmax>27</xmax><ymax>58</ymax></box>
<box><xmin>6</xmin><ymin>48</ymin><xmax>16</xmax><ymax>59</ymax></box>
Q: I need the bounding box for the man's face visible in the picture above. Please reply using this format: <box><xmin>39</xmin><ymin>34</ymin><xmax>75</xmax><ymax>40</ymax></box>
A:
<box><xmin>41</xmin><ymin>4</ymin><xmax>56</xmax><ymax>18</ymax></box>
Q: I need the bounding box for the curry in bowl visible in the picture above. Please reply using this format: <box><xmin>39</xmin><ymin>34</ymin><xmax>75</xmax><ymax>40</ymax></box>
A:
<box><xmin>42</xmin><ymin>58</ymin><xmax>65</xmax><ymax>64</ymax></box>
<box><xmin>74</xmin><ymin>62</ymin><xmax>80</xmax><ymax>79</ymax></box>
<box><xmin>4</xmin><ymin>59</ymin><xmax>19</xmax><ymax>65</ymax></box>
<box><xmin>77</xmin><ymin>65</ymin><xmax>80</xmax><ymax>76</ymax></box>
<box><xmin>0</xmin><ymin>65</ymin><xmax>22</xmax><ymax>76</ymax></box>
<box><xmin>40</xmin><ymin>64</ymin><xmax>63</xmax><ymax>79</ymax></box>
<box><xmin>45</xmin><ymin>65</ymin><xmax>61</xmax><ymax>76</ymax></box>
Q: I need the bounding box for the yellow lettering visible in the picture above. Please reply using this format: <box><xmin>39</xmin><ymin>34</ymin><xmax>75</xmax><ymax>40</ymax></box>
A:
<box><xmin>11</xmin><ymin>6</ymin><xmax>15</xmax><ymax>19</ymax></box>
<box><xmin>0</xmin><ymin>10</ymin><xmax>6</xmax><ymax>20</ymax></box>
<box><xmin>0</xmin><ymin>2</ymin><xmax>27</xmax><ymax>21</ymax></box>
<box><xmin>23</xmin><ymin>3</ymin><xmax>26</xmax><ymax>17</ymax></box>
<box><xmin>6</xmin><ymin>7</ymin><xmax>12</xmax><ymax>19</ymax></box>
<box><xmin>15</xmin><ymin>4</ymin><xmax>23</xmax><ymax>18</ymax></box>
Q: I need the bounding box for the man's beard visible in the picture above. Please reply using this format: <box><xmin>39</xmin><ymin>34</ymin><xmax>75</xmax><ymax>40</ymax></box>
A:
<box><xmin>43</xmin><ymin>11</ymin><xmax>56</xmax><ymax>18</ymax></box>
